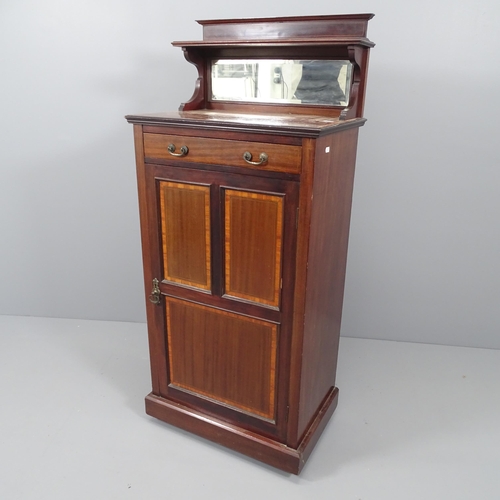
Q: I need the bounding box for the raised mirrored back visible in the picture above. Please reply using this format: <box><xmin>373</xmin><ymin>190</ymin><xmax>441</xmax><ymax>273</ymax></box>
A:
<box><xmin>211</xmin><ymin>59</ymin><xmax>353</xmax><ymax>107</ymax></box>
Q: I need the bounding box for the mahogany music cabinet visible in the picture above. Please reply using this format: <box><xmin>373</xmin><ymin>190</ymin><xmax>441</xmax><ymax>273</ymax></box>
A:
<box><xmin>126</xmin><ymin>14</ymin><xmax>374</xmax><ymax>474</ymax></box>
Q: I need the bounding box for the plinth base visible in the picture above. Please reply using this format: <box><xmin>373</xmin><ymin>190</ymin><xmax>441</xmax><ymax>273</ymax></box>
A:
<box><xmin>145</xmin><ymin>387</ymin><xmax>338</xmax><ymax>474</ymax></box>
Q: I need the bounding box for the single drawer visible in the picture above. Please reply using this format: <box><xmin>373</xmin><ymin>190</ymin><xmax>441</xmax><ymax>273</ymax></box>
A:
<box><xmin>143</xmin><ymin>133</ymin><xmax>302</xmax><ymax>174</ymax></box>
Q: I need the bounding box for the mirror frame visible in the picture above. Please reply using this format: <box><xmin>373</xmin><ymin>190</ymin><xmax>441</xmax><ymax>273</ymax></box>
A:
<box><xmin>209</xmin><ymin>59</ymin><xmax>353</xmax><ymax>108</ymax></box>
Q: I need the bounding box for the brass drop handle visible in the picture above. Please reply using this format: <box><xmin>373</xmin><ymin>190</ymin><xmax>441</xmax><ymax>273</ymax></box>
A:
<box><xmin>243</xmin><ymin>151</ymin><xmax>268</xmax><ymax>166</ymax></box>
<box><xmin>148</xmin><ymin>278</ymin><xmax>161</xmax><ymax>305</ymax></box>
<box><xmin>167</xmin><ymin>144</ymin><xmax>189</xmax><ymax>157</ymax></box>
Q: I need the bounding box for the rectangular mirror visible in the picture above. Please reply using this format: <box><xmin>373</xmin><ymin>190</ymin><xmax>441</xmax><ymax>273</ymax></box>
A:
<box><xmin>211</xmin><ymin>59</ymin><xmax>352</xmax><ymax>107</ymax></box>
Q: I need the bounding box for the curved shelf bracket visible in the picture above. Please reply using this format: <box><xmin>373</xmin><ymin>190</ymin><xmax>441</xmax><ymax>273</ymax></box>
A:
<box><xmin>179</xmin><ymin>48</ymin><xmax>206</xmax><ymax>111</ymax></box>
<box><xmin>340</xmin><ymin>45</ymin><xmax>367</xmax><ymax>120</ymax></box>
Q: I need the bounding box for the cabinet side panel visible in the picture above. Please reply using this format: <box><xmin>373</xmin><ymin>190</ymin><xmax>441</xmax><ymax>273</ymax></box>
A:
<box><xmin>134</xmin><ymin>125</ymin><xmax>169</xmax><ymax>396</ymax></box>
<box><xmin>297</xmin><ymin>127</ymin><xmax>360</xmax><ymax>438</ymax></box>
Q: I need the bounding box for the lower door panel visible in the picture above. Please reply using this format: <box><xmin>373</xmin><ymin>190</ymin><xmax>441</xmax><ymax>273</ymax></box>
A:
<box><xmin>165</xmin><ymin>297</ymin><xmax>278</xmax><ymax>422</ymax></box>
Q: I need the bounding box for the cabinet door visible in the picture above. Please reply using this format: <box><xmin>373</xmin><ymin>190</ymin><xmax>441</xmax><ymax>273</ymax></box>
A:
<box><xmin>144</xmin><ymin>164</ymin><xmax>298</xmax><ymax>439</ymax></box>
<box><xmin>158</xmin><ymin>180</ymin><xmax>212</xmax><ymax>292</ymax></box>
<box><xmin>223</xmin><ymin>189</ymin><xmax>283</xmax><ymax>308</ymax></box>
<box><xmin>166</xmin><ymin>297</ymin><xmax>278</xmax><ymax>421</ymax></box>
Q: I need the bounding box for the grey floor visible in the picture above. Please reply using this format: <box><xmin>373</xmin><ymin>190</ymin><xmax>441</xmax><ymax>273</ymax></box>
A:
<box><xmin>1</xmin><ymin>315</ymin><xmax>499</xmax><ymax>499</ymax></box>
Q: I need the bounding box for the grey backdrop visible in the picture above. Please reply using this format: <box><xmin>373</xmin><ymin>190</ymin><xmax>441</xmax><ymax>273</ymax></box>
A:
<box><xmin>1</xmin><ymin>0</ymin><xmax>499</xmax><ymax>349</ymax></box>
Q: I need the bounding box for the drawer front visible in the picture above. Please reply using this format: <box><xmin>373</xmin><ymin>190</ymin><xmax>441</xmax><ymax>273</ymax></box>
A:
<box><xmin>143</xmin><ymin>133</ymin><xmax>302</xmax><ymax>174</ymax></box>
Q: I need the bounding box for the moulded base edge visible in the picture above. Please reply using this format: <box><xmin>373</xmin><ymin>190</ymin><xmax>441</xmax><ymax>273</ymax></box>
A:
<box><xmin>144</xmin><ymin>386</ymin><xmax>338</xmax><ymax>475</ymax></box>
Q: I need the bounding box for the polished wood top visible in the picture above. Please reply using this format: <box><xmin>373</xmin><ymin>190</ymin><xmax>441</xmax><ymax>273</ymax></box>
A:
<box><xmin>181</xmin><ymin>14</ymin><xmax>375</xmax><ymax>46</ymax></box>
<box><xmin>125</xmin><ymin>110</ymin><xmax>366</xmax><ymax>137</ymax></box>
<box><xmin>172</xmin><ymin>38</ymin><xmax>375</xmax><ymax>48</ymax></box>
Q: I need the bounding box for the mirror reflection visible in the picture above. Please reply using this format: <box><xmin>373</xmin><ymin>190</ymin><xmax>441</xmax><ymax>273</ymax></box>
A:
<box><xmin>211</xmin><ymin>59</ymin><xmax>352</xmax><ymax>106</ymax></box>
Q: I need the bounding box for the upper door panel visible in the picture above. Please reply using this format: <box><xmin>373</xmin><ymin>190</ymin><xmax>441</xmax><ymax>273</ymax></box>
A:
<box><xmin>159</xmin><ymin>180</ymin><xmax>212</xmax><ymax>292</ymax></box>
<box><xmin>223</xmin><ymin>188</ymin><xmax>284</xmax><ymax>309</ymax></box>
